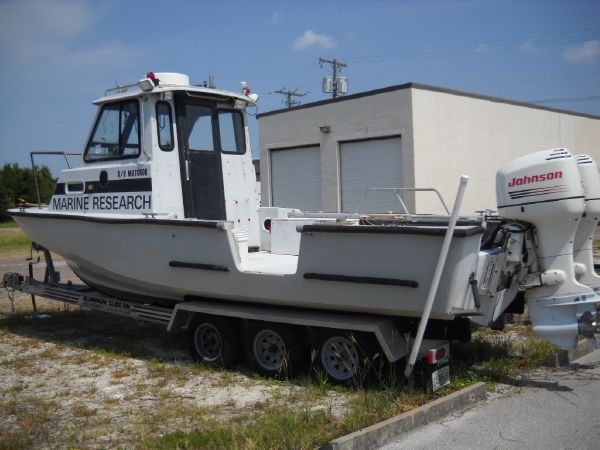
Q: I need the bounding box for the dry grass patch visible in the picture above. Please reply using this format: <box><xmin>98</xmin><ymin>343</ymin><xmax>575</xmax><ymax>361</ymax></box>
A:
<box><xmin>72</xmin><ymin>404</ymin><xmax>97</xmax><ymax>418</ymax></box>
<box><xmin>111</xmin><ymin>367</ymin><xmax>135</xmax><ymax>380</ymax></box>
<box><xmin>0</xmin><ymin>396</ymin><xmax>58</xmax><ymax>449</ymax></box>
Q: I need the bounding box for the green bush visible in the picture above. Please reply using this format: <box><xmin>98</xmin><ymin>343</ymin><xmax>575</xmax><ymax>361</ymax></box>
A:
<box><xmin>0</xmin><ymin>163</ymin><xmax>56</xmax><ymax>221</ymax></box>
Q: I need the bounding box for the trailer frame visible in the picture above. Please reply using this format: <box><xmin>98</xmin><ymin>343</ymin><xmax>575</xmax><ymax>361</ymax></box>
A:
<box><xmin>2</xmin><ymin>245</ymin><xmax>451</xmax><ymax>387</ymax></box>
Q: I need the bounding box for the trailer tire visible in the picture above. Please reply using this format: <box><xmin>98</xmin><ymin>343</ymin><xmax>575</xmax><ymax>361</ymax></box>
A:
<box><xmin>188</xmin><ymin>315</ymin><xmax>241</xmax><ymax>368</ymax></box>
<box><xmin>245</xmin><ymin>322</ymin><xmax>306</xmax><ymax>378</ymax></box>
<box><xmin>315</xmin><ymin>332</ymin><xmax>376</xmax><ymax>385</ymax></box>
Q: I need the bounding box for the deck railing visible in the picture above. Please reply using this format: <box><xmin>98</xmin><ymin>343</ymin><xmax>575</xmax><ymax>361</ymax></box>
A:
<box><xmin>29</xmin><ymin>151</ymin><xmax>81</xmax><ymax>207</ymax></box>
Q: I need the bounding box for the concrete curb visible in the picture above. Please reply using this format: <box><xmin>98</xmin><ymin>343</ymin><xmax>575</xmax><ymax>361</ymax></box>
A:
<box><xmin>320</xmin><ymin>382</ymin><xmax>487</xmax><ymax>450</ymax></box>
<box><xmin>544</xmin><ymin>333</ymin><xmax>599</xmax><ymax>368</ymax></box>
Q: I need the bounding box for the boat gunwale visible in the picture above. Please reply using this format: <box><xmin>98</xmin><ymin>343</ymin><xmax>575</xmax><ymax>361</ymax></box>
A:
<box><xmin>10</xmin><ymin>210</ymin><xmax>484</xmax><ymax>236</ymax></box>
<box><xmin>300</xmin><ymin>223</ymin><xmax>484</xmax><ymax>237</ymax></box>
<box><xmin>8</xmin><ymin>210</ymin><xmax>227</xmax><ymax>229</ymax></box>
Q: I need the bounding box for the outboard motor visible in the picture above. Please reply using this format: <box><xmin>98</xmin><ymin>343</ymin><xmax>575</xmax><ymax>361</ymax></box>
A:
<box><xmin>496</xmin><ymin>148</ymin><xmax>599</xmax><ymax>349</ymax></box>
<box><xmin>573</xmin><ymin>155</ymin><xmax>600</xmax><ymax>290</ymax></box>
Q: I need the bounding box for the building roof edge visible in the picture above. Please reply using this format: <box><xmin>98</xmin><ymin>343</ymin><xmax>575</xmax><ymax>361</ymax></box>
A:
<box><xmin>256</xmin><ymin>82</ymin><xmax>600</xmax><ymax>120</ymax></box>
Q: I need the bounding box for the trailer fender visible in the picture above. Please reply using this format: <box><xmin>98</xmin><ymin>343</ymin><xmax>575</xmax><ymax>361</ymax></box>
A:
<box><xmin>167</xmin><ymin>301</ymin><xmax>410</xmax><ymax>362</ymax></box>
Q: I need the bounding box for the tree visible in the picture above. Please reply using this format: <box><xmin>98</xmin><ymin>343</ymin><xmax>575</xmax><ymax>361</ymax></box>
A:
<box><xmin>0</xmin><ymin>163</ymin><xmax>56</xmax><ymax>221</ymax></box>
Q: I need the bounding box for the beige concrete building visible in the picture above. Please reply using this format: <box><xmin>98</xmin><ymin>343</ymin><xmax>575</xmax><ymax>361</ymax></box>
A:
<box><xmin>257</xmin><ymin>83</ymin><xmax>600</xmax><ymax>215</ymax></box>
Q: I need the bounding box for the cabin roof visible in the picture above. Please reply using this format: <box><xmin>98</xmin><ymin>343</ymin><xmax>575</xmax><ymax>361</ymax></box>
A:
<box><xmin>93</xmin><ymin>85</ymin><xmax>255</xmax><ymax>106</ymax></box>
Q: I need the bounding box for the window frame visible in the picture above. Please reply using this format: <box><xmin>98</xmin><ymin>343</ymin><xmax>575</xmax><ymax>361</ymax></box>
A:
<box><xmin>83</xmin><ymin>99</ymin><xmax>141</xmax><ymax>163</ymax></box>
<box><xmin>156</xmin><ymin>101</ymin><xmax>175</xmax><ymax>151</ymax></box>
<box><xmin>217</xmin><ymin>108</ymin><xmax>246</xmax><ymax>155</ymax></box>
<box><xmin>184</xmin><ymin>103</ymin><xmax>217</xmax><ymax>153</ymax></box>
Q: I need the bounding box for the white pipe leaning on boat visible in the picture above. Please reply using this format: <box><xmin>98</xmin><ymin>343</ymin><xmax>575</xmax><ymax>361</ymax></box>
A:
<box><xmin>405</xmin><ymin>175</ymin><xmax>470</xmax><ymax>377</ymax></box>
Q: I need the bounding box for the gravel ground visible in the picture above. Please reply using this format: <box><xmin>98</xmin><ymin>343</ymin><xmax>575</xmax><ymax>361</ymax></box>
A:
<box><xmin>0</xmin><ymin>255</ymin><xmax>353</xmax><ymax>449</ymax></box>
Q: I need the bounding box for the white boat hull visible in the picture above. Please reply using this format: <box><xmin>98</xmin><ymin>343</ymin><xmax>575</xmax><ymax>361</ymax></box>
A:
<box><xmin>11</xmin><ymin>210</ymin><xmax>483</xmax><ymax>320</ymax></box>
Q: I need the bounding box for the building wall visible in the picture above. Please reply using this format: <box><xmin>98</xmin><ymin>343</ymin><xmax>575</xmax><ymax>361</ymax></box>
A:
<box><xmin>411</xmin><ymin>88</ymin><xmax>600</xmax><ymax>214</ymax></box>
<box><xmin>259</xmin><ymin>89</ymin><xmax>415</xmax><ymax>212</ymax></box>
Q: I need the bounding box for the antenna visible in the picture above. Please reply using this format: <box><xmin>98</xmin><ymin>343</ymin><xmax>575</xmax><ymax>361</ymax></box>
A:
<box><xmin>197</xmin><ymin>75</ymin><xmax>217</xmax><ymax>88</ymax></box>
<box><xmin>319</xmin><ymin>57</ymin><xmax>348</xmax><ymax>99</ymax></box>
<box><xmin>274</xmin><ymin>88</ymin><xmax>306</xmax><ymax>108</ymax></box>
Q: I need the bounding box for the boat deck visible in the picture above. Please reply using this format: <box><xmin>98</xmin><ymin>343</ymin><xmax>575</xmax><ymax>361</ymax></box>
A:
<box><xmin>245</xmin><ymin>251</ymin><xmax>298</xmax><ymax>275</ymax></box>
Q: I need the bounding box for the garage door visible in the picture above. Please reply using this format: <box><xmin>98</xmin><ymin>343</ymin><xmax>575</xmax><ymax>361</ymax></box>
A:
<box><xmin>340</xmin><ymin>137</ymin><xmax>403</xmax><ymax>213</ymax></box>
<box><xmin>270</xmin><ymin>146</ymin><xmax>321</xmax><ymax>211</ymax></box>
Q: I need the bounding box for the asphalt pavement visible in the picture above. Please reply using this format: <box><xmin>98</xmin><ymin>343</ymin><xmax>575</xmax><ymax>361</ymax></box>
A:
<box><xmin>379</xmin><ymin>348</ymin><xmax>600</xmax><ymax>450</ymax></box>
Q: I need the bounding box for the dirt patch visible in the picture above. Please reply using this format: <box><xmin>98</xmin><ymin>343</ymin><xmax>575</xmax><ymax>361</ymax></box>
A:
<box><xmin>0</xmin><ymin>255</ymin><xmax>354</xmax><ymax>449</ymax></box>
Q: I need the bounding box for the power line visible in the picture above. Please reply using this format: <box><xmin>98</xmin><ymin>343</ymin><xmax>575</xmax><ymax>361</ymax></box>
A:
<box><xmin>529</xmin><ymin>95</ymin><xmax>600</xmax><ymax>104</ymax></box>
<box><xmin>274</xmin><ymin>88</ymin><xmax>306</xmax><ymax>108</ymax></box>
<box><xmin>467</xmin><ymin>72</ymin><xmax>600</xmax><ymax>88</ymax></box>
<box><xmin>295</xmin><ymin>65</ymin><xmax>321</xmax><ymax>90</ymax></box>
<box><xmin>336</xmin><ymin>25</ymin><xmax>600</xmax><ymax>63</ymax></box>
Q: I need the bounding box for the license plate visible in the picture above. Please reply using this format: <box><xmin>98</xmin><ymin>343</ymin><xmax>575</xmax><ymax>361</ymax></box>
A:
<box><xmin>432</xmin><ymin>365</ymin><xmax>450</xmax><ymax>391</ymax></box>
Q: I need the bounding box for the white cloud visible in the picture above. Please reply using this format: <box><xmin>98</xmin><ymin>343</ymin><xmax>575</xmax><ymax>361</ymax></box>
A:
<box><xmin>562</xmin><ymin>40</ymin><xmax>600</xmax><ymax>64</ymax></box>
<box><xmin>518</xmin><ymin>40</ymin><xmax>536</xmax><ymax>53</ymax></box>
<box><xmin>293</xmin><ymin>30</ymin><xmax>337</xmax><ymax>51</ymax></box>
<box><xmin>0</xmin><ymin>0</ymin><xmax>134</xmax><ymax>69</ymax></box>
<box><xmin>0</xmin><ymin>1</ymin><xmax>93</xmax><ymax>53</ymax></box>
<box><xmin>272</xmin><ymin>11</ymin><xmax>285</xmax><ymax>24</ymax></box>
<box><xmin>0</xmin><ymin>0</ymin><xmax>94</xmax><ymax>36</ymax></box>
<box><xmin>474</xmin><ymin>43</ymin><xmax>490</xmax><ymax>53</ymax></box>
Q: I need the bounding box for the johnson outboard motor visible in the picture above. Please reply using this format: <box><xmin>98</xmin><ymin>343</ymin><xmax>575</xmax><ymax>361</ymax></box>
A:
<box><xmin>496</xmin><ymin>148</ymin><xmax>599</xmax><ymax>349</ymax></box>
<box><xmin>573</xmin><ymin>155</ymin><xmax>600</xmax><ymax>290</ymax></box>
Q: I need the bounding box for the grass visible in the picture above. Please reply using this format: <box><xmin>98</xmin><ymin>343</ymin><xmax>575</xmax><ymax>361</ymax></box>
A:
<box><xmin>0</xmin><ymin>396</ymin><xmax>58</xmax><ymax>449</ymax></box>
<box><xmin>449</xmin><ymin>329</ymin><xmax>559</xmax><ymax>383</ymax></box>
<box><xmin>0</xmin><ymin>226</ymin><xmax>31</xmax><ymax>257</ymax></box>
<box><xmin>147</xmin><ymin>387</ymin><xmax>430</xmax><ymax>450</ymax></box>
<box><xmin>0</xmin><ymin>220</ymin><xmax>18</xmax><ymax>229</ymax></box>
<box><xmin>0</xmin><ymin>309</ymin><xmax>185</xmax><ymax>360</ymax></box>
<box><xmin>148</xmin><ymin>405</ymin><xmax>338</xmax><ymax>450</ymax></box>
<box><xmin>73</xmin><ymin>404</ymin><xmax>98</xmax><ymax>418</ymax></box>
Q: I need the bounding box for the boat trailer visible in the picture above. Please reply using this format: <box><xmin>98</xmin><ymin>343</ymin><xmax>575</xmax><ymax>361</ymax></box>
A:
<box><xmin>1</xmin><ymin>244</ymin><xmax>452</xmax><ymax>389</ymax></box>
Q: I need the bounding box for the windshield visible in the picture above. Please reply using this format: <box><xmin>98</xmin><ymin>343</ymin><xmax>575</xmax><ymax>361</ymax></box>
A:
<box><xmin>84</xmin><ymin>100</ymin><xmax>140</xmax><ymax>162</ymax></box>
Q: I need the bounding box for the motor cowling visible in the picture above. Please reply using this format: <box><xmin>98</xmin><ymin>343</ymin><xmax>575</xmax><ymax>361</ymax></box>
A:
<box><xmin>573</xmin><ymin>154</ymin><xmax>600</xmax><ymax>289</ymax></box>
<box><xmin>496</xmin><ymin>148</ymin><xmax>599</xmax><ymax>349</ymax></box>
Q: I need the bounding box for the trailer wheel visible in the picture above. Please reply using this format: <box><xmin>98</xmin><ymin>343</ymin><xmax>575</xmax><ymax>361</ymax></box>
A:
<box><xmin>246</xmin><ymin>323</ymin><xmax>305</xmax><ymax>378</ymax></box>
<box><xmin>316</xmin><ymin>332</ymin><xmax>376</xmax><ymax>385</ymax></box>
<box><xmin>188</xmin><ymin>315</ymin><xmax>241</xmax><ymax>368</ymax></box>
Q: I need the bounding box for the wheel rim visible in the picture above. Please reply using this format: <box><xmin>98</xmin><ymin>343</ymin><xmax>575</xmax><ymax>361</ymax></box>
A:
<box><xmin>194</xmin><ymin>323</ymin><xmax>223</xmax><ymax>362</ymax></box>
<box><xmin>253</xmin><ymin>329</ymin><xmax>287</xmax><ymax>372</ymax></box>
<box><xmin>320</xmin><ymin>336</ymin><xmax>359</xmax><ymax>381</ymax></box>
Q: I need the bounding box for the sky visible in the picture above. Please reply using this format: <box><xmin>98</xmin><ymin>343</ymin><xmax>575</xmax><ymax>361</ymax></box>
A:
<box><xmin>0</xmin><ymin>0</ymin><xmax>599</xmax><ymax>175</ymax></box>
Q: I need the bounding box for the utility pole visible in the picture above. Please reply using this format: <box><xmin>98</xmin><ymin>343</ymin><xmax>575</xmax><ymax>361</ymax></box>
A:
<box><xmin>319</xmin><ymin>57</ymin><xmax>347</xmax><ymax>98</ymax></box>
<box><xmin>274</xmin><ymin>88</ymin><xmax>306</xmax><ymax>108</ymax></box>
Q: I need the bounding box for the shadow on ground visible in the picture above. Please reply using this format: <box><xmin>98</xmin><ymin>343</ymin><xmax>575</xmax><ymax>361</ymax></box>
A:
<box><xmin>0</xmin><ymin>309</ymin><xmax>190</xmax><ymax>363</ymax></box>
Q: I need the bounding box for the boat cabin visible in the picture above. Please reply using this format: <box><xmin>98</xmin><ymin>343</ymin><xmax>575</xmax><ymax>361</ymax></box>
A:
<box><xmin>51</xmin><ymin>72</ymin><xmax>261</xmax><ymax>246</ymax></box>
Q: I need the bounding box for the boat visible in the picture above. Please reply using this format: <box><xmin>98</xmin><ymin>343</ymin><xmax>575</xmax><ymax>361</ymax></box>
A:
<box><xmin>9</xmin><ymin>72</ymin><xmax>599</xmax><ymax>350</ymax></box>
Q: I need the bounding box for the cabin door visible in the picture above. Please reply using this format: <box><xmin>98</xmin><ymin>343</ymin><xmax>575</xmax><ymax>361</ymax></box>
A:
<box><xmin>176</xmin><ymin>97</ymin><xmax>226</xmax><ymax>220</ymax></box>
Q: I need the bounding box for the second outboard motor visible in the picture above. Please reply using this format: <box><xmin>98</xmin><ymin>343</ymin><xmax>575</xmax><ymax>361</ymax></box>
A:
<box><xmin>496</xmin><ymin>148</ymin><xmax>599</xmax><ymax>349</ymax></box>
<box><xmin>573</xmin><ymin>154</ymin><xmax>600</xmax><ymax>289</ymax></box>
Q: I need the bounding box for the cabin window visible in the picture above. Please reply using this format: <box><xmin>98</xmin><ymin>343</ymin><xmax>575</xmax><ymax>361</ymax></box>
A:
<box><xmin>186</xmin><ymin>104</ymin><xmax>215</xmax><ymax>151</ymax></box>
<box><xmin>156</xmin><ymin>101</ymin><xmax>174</xmax><ymax>151</ymax></box>
<box><xmin>218</xmin><ymin>110</ymin><xmax>246</xmax><ymax>154</ymax></box>
<box><xmin>84</xmin><ymin>100</ymin><xmax>141</xmax><ymax>162</ymax></box>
